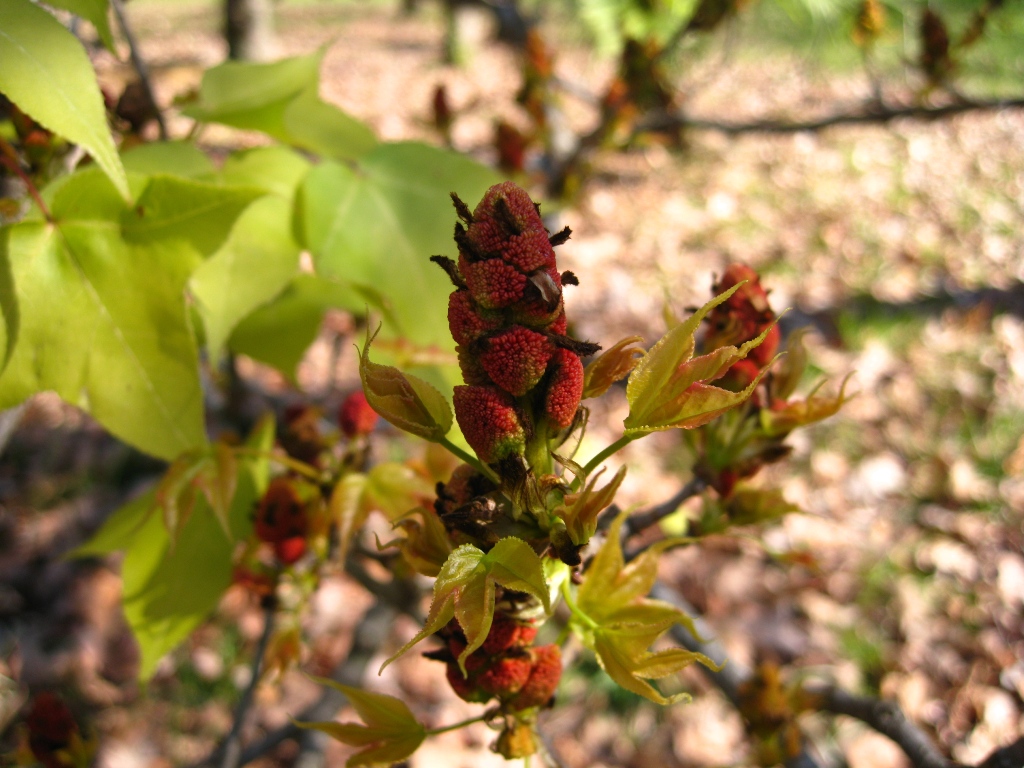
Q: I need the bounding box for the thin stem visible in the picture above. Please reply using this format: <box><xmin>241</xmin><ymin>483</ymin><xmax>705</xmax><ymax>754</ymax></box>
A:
<box><xmin>576</xmin><ymin>433</ymin><xmax>638</xmax><ymax>488</ymax></box>
<box><xmin>220</xmin><ymin>597</ymin><xmax>277</xmax><ymax>768</ymax></box>
<box><xmin>424</xmin><ymin>714</ymin><xmax>488</xmax><ymax>736</ymax></box>
<box><xmin>439</xmin><ymin>436</ymin><xmax>500</xmax><ymax>483</ymax></box>
<box><xmin>109</xmin><ymin>0</ymin><xmax>168</xmax><ymax>140</ymax></box>
<box><xmin>0</xmin><ymin>137</ymin><xmax>52</xmax><ymax>222</ymax></box>
<box><xmin>232</xmin><ymin>448</ymin><xmax>322</xmax><ymax>482</ymax></box>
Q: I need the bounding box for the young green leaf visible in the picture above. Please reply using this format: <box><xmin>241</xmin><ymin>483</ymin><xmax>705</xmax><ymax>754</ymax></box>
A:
<box><xmin>121</xmin><ymin>142</ymin><xmax>217</xmax><ymax>180</ymax></box>
<box><xmin>283</xmin><ymin>85</ymin><xmax>378</xmax><ymax>162</ymax></box>
<box><xmin>190</xmin><ymin>195</ymin><xmax>301</xmax><ymax>359</ymax></box>
<box><xmin>760</xmin><ymin>374</ymin><xmax>854</xmax><ymax>437</ymax></box>
<box><xmin>0</xmin><ymin>171</ymin><xmax>207</xmax><ymax>460</ymax></box>
<box><xmin>0</xmin><ymin>0</ymin><xmax>129</xmax><ymax>198</ymax></box>
<box><xmin>296</xmin><ymin>678</ymin><xmax>426</xmax><ymax>768</ymax></box>
<box><xmin>295</xmin><ymin>142</ymin><xmax>499</xmax><ymax>372</ymax></box>
<box><xmin>45</xmin><ymin>0</ymin><xmax>115</xmax><ymax>51</ymax></box>
<box><xmin>359</xmin><ymin>326</ymin><xmax>453</xmax><ymax>442</ymax></box>
<box><xmin>228</xmin><ymin>274</ymin><xmax>373</xmax><ymax>382</ymax></box>
<box><xmin>121</xmin><ymin>177</ymin><xmax>265</xmax><ymax>257</ymax></box>
<box><xmin>624</xmin><ymin>285</ymin><xmax>778</xmax><ymax>435</ymax></box>
<box><xmin>570</xmin><ymin>510</ymin><xmax>715</xmax><ymax>705</ymax></box>
<box><xmin>380</xmin><ymin>537</ymin><xmax>549</xmax><ymax>674</ymax></box>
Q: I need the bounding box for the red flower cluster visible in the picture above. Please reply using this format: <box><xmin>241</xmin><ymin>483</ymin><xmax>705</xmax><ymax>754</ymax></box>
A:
<box><xmin>337</xmin><ymin>390</ymin><xmax>378</xmax><ymax>438</ymax></box>
<box><xmin>254</xmin><ymin>477</ymin><xmax>309</xmax><ymax>565</ymax></box>
<box><xmin>704</xmin><ymin>264</ymin><xmax>781</xmax><ymax>392</ymax></box>
<box><xmin>24</xmin><ymin>693</ymin><xmax>79</xmax><ymax>768</ymax></box>
<box><xmin>434</xmin><ymin>182</ymin><xmax>597</xmax><ymax>465</ymax></box>
<box><xmin>432</xmin><ymin>613</ymin><xmax>562</xmax><ymax>712</ymax></box>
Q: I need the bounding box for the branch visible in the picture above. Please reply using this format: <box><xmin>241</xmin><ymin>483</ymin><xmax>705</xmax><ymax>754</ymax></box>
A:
<box><xmin>236</xmin><ymin>601</ymin><xmax>398</xmax><ymax>766</ymax></box>
<box><xmin>651</xmin><ymin>582</ymin><xmax>1021</xmax><ymax>768</ymax></box>
<box><xmin>806</xmin><ymin>685</ymin><xmax>954</xmax><ymax>768</ymax></box>
<box><xmin>201</xmin><ymin>597</ymin><xmax>277</xmax><ymax>768</ymax></box>
<box><xmin>635</xmin><ymin>97</ymin><xmax>1024</xmax><ymax>138</ymax></box>
<box><xmin>598</xmin><ymin>476</ymin><xmax>707</xmax><ymax>539</ymax></box>
<box><xmin>109</xmin><ymin>0</ymin><xmax>168</xmax><ymax>140</ymax></box>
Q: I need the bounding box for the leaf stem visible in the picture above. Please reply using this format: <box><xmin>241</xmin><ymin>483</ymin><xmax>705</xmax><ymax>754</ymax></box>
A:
<box><xmin>425</xmin><ymin>714</ymin><xmax>487</xmax><ymax>736</ymax></box>
<box><xmin>439</xmin><ymin>436</ymin><xmax>500</xmax><ymax>483</ymax></box>
<box><xmin>220</xmin><ymin>596</ymin><xmax>277</xmax><ymax>768</ymax></box>
<box><xmin>576</xmin><ymin>433</ymin><xmax>639</xmax><ymax>489</ymax></box>
<box><xmin>0</xmin><ymin>136</ymin><xmax>52</xmax><ymax>222</ymax></box>
<box><xmin>232</xmin><ymin>448</ymin><xmax>322</xmax><ymax>482</ymax></box>
<box><xmin>560</xmin><ymin>579</ymin><xmax>596</xmax><ymax>631</ymax></box>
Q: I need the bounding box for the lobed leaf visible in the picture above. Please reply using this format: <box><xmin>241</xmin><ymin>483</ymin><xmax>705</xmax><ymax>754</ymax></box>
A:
<box><xmin>0</xmin><ymin>0</ymin><xmax>128</xmax><ymax>198</ymax></box>
<box><xmin>296</xmin><ymin>679</ymin><xmax>426</xmax><ymax>767</ymax></box>
<box><xmin>624</xmin><ymin>286</ymin><xmax>778</xmax><ymax>435</ymax></box>
<box><xmin>359</xmin><ymin>326</ymin><xmax>453</xmax><ymax>442</ymax></box>
<box><xmin>190</xmin><ymin>195</ymin><xmax>301</xmax><ymax>359</ymax></box>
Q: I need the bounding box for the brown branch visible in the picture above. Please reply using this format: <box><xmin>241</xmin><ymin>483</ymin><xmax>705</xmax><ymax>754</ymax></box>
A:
<box><xmin>806</xmin><ymin>685</ymin><xmax>954</xmax><ymax>768</ymax></box>
<box><xmin>109</xmin><ymin>0</ymin><xmax>168</xmax><ymax>140</ymax></box>
<box><xmin>219</xmin><ymin>598</ymin><xmax>277</xmax><ymax>768</ymax></box>
<box><xmin>599</xmin><ymin>477</ymin><xmax>707</xmax><ymax>539</ymax></box>
<box><xmin>0</xmin><ymin>136</ymin><xmax>52</xmax><ymax>221</ymax></box>
<box><xmin>651</xmin><ymin>581</ymin><xmax>1019</xmax><ymax>768</ymax></box>
<box><xmin>635</xmin><ymin>97</ymin><xmax>1024</xmax><ymax>138</ymax></box>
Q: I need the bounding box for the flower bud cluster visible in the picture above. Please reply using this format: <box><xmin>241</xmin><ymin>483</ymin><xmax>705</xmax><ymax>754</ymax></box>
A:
<box><xmin>704</xmin><ymin>264</ymin><xmax>781</xmax><ymax>393</ymax></box>
<box><xmin>434</xmin><ymin>182</ymin><xmax>598</xmax><ymax>466</ymax></box>
<box><xmin>429</xmin><ymin>613</ymin><xmax>562</xmax><ymax>713</ymax></box>
<box><xmin>254</xmin><ymin>477</ymin><xmax>310</xmax><ymax>565</ymax></box>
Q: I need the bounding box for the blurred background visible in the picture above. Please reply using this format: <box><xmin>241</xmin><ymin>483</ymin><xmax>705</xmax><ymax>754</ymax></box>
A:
<box><xmin>1</xmin><ymin>0</ymin><xmax>1022</xmax><ymax>766</ymax></box>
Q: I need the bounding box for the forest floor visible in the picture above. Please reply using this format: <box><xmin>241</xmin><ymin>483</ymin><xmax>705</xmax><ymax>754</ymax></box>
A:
<box><xmin>1</xmin><ymin>2</ymin><xmax>1023</xmax><ymax>767</ymax></box>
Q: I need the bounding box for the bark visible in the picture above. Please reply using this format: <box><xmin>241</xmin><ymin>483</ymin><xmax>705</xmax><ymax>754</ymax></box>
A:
<box><xmin>224</xmin><ymin>0</ymin><xmax>277</xmax><ymax>62</ymax></box>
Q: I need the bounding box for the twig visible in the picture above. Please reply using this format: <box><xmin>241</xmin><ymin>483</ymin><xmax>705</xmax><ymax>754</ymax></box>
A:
<box><xmin>0</xmin><ymin>136</ymin><xmax>52</xmax><ymax>221</ymax></box>
<box><xmin>809</xmin><ymin>685</ymin><xmax>955</xmax><ymax>768</ymax></box>
<box><xmin>635</xmin><ymin>96</ymin><xmax>1024</xmax><ymax>138</ymax></box>
<box><xmin>218</xmin><ymin>597</ymin><xmax>277</xmax><ymax>768</ymax></box>
<box><xmin>108</xmin><ymin>0</ymin><xmax>168</xmax><ymax>140</ymax></box>
<box><xmin>602</xmin><ymin>476</ymin><xmax>707</xmax><ymax>540</ymax></box>
<box><xmin>235</xmin><ymin>602</ymin><xmax>397</xmax><ymax>766</ymax></box>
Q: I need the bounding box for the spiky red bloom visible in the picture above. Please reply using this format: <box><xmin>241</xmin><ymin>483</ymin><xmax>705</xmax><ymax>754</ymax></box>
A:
<box><xmin>337</xmin><ymin>390</ymin><xmax>378</xmax><ymax>438</ymax></box>
<box><xmin>25</xmin><ymin>693</ymin><xmax>77</xmax><ymax>768</ymax></box>
<box><xmin>453</xmin><ymin>386</ymin><xmax>526</xmax><ymax>463</ymax></box>
<box><xmin>477</xmin><ymin>654</ymin><xmax>533</xmax><ymax>698</ymax></box>
<box><xmin>705</xmin><ymin>264</ymin><xmax>780</xmax><ymax>382</ymax></box>
<box><xmin>461</xmin><ymin>257</ymin><xmax>529</xmax><ymax>310</ymax></box>
<box><xmin>274</xmin><ymin>537</ymin><xmax>307</xmax><ymax>565</ymax></box>
<box><xmin>479</xmin><ymin>326</ymin><xmax>553</xmax><ymax>396</ymax></box>
<box><xmin>508</xmin><ymin>645</ymin><xmax>562</xmax><ymax>711</ymax></box>
<box><xmin>482</xmin><ymin>613</ymin><xmax>538</xmax><ymax>655</ymax></box>
<box><xmin>445</xmin><ymin>663</ymin><xmax>491</xmax><ymax>703</ymax></box>
<box><xmin>448</xmin><ymin>290</ymin><xmax>501</xmax><ymax>346</ymax></box>
<box><xmin>254</xmin><ymin>477</ymin><xmax>307</xmax><ymax>545</ymax></box>
<box><xmin>544</xmin><ymin>349</ymin><xmax>585</xmax><ymax>428</ymax></box>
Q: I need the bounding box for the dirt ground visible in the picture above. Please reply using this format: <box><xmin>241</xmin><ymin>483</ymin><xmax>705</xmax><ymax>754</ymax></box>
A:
<box><xmin>1</xmin><ymin>2</ymin><xmax>1023</xmax><ymax>767</ymax></box>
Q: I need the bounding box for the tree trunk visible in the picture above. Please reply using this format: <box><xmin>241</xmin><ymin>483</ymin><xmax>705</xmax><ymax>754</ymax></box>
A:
<box><xmin>224</xmin><ymin>0</ymin><xmax>277</xmax><ymax>61</ymax></box>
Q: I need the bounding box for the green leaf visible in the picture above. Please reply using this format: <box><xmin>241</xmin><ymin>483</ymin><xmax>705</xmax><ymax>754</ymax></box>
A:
<box><xmin>183</xmin><ymin>50</ymin><xmax>323</xmax><ymax>128</ymax></box>
<box><xmin>624</xmin><ymin>285</ymin><xmax>776</xmax><ymax>434</ymax></box>
<box><xmin>296</xmin><ymin>679</ymin><xmax>426</xmax><ymax>768</ymax></box>
<box><xmin>283</xmin><ymin>85</ymin><xmax>378</xmax><ymax>162</ymax></box>
<box><xmin>219</xmin><ymin>145</ymin><xmax>312</xmax><ymax>199</ymax></box>
<box><xmin>190</xmin><ymin>195</ymin><xmax>300</xmax><ymax>358</ymax></box>
<box><xmin>0</xmin><ymin>173</ymin><xmax>207</xmax><ymax>459</ymax></box>
<box><xmin>70</xmin><ymin>490</ymin><xmax>156</xmax><ymax>558</ymax></box>
<box><xmin>122</xmin><ymin>176</ymin><xmax>265</xmax><ymax>257</ymax></box>
<box><xmin>229</xmin><ymin>273</ymin><xmax>372</xmax><ymax>381</ymax></box>
<box><xmin>0</xmin><ymin>233</ymin><xmax>19</xmax><ymax>375</ymax></box>
<box><xmin>359</xmin><ymin>325</ymin><xmax>453</xmax><ymax>442</ymax></box>
<box><xmin>0</xmin><ymin>0</ymin><xmax>129</xmax><ymax>198</ymax></box>
<box><xmin>122</xmin><ymin>142</ymin><xmax>216</xmax><ymax>180</ymax></box>
<box><xmin>296</xmin><ymin>142</ymin><xmax>499</xmax><ymax>368</ymax></box>
<box><xmin>570</xmin><ymin>510</ymin><xmax>712</xmax><ymax>705</ymax></box>
<box><xmin>155</xmin><ymin>441</ymin><xmax>239</xmax><ymax>544</ymax></box>
<box><xmin>380</xmin><ymin>537</ymin><xmax>549</xmax><ymax>675</ymax></box>
<box><xmin>45</xmin><ymin>0</ymin><xmax>115</xmax><ymax>51</ymax></box>
<box><xmin>122</xmin><ymin>478</ymin><xmax>253</xmax><ymax>680</ymax></box>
